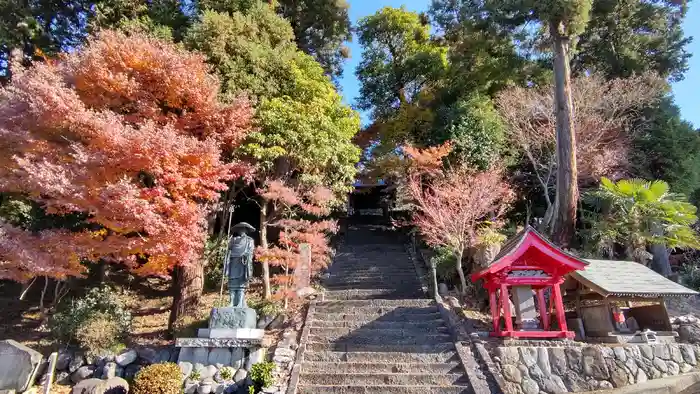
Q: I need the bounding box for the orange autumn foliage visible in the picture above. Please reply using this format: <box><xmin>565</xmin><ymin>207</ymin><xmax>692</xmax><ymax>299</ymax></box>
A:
<box><xmin>0</xmin><ymin>30</ymin><xmax>254</xmax><ymax>281</ymax></box>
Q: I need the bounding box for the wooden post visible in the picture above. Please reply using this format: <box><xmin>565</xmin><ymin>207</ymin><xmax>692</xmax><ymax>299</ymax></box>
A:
<box><xmin>489</xmin><ymin>288</ymin><xmax>499</xmax><ymax>334</ymax></box>
<box><xmin>552</xmin><ymin>283</ymin><xmax>568</xmax><ymax>332</ymax></box>
<box><xmin>43</xmin><ymin>352</ymin><xmax>58</xmax><ymax>394</ymax></box>
<box><xmin>501</xmin><ymin>284</ymin><xmax>513</xmax><ymax>333</ymax></box>
<box><xmin>536</xmin><ymin>288</ymin><xmax>550</xmax><ymax>330</ymax></box>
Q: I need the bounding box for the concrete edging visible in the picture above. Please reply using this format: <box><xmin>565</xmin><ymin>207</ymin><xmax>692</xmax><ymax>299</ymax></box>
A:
<box><xmin>285</xmin><ymin>300</ymin><xmax>316</xmax><ymax>394</ymax></box>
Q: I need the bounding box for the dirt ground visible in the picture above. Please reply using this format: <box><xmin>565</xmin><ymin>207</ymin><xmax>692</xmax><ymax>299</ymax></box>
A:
<box><xmin>0</xmin><ymin>275</ymin><xmax>263</xmax><ymax>353</ymax></box>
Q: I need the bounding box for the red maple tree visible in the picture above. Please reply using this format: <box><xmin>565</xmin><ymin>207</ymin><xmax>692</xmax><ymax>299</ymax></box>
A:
<box><xmin>0</xmin><ymin>30</ymin><xmax>254</xmax><ymax>325</ymax></box>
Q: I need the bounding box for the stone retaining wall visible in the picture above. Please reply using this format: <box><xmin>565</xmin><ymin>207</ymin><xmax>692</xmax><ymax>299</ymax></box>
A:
<box><xmin>494</xmin><ymin>343</ymin><xmax>700</xmax><ymax>394</ymax></box>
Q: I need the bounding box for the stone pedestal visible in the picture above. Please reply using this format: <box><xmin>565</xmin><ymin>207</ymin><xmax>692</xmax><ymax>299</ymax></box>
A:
<box><xmin>209</xmin><ymin>307</ymin><xmax>257</xmax><ymax>329</ymax></box>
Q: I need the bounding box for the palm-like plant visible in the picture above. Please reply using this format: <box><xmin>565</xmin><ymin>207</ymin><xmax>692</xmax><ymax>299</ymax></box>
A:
<box><xmin>583</xmin><ymin>178</ymin><xmax>700</xmax><ymax>261</ymax></box>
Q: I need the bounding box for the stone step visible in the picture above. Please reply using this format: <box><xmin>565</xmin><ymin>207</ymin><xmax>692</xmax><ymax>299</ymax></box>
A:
<box><xmin>297</xmin><ymin>385</ymin><xmax>472</xmax><ymax>394</ymax></box>
<box><xmin>306</xmin><ymin>342</ymin><xmax>456</xmax><ymax>353</ymax></box>
<box><xmin>307</xmin><ymin>333</ymin><xmax>452</xmax><ymax>345</ymax></box>
<box><xmin>299</xmin><ymin>373</ymin><xmax>469</xmax><ymax>386</ymax></box>
<box><xmin>324</xmin><ymin>289</ymin><xmax>426</xmax><ymax>300</ymax></box>
<box><xmin>303</xmin><ymin>351</ymin><xmax>460</xmax><ymax>364</ymax></box>
<box><xmin>324</xmin><ymin>275</ymin><xmax>420</xmax><ymax>282</ymax></box>
<box><xmin>316</xmin><ymin>299</ymin><xmax>434</xmax><ymax>308</ymax></box>
<box><xmin>309</xmin><ymin>327</ymin><xmax>450</xmax><ymax>338</ymax></box>
<box><xmin>310</xmin><ymin>319</ymin><xmax>446</xmax><ymax>329</ymax></box>
<box><xmin>313</xmin><ymin>304</ymin><xmax>437</xmax><ymax>314</ymax></box>
<box><xmin>323</xmin><ymin>283</ymin><xmax>422</xmax><ymax>291</ymax></box>
<box><xmin>311</xmin><ymin>311</ymin><xmax>442</xmax><ymax>322</ymax></box>
<box><xmin>302</xmin><ymin>362</ymin><xmax>463</xmax><ymax>374</ymax></box>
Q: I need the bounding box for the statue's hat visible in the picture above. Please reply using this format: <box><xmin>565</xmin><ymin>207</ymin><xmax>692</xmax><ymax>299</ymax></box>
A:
<box><xmin>231</xmin><ymin>222</ymin><xmax>255</xmax><ymax>233</ymax></box>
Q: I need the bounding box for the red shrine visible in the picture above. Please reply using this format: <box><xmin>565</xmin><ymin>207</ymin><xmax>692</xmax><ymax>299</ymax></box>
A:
<box><xmin>471</xmin><ymin>226</ymin><xmax>588</xmax><ymax>339</ymax></box>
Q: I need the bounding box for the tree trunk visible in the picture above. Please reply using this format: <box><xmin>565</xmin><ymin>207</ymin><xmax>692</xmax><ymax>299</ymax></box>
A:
<box><xmin>550</xmin><ymin>22</ymin><xmax>579</xmax><ymax>248</ymax></box>
<box><xmin>168</xmin><ymin>262</ymin><xmax>204</xmax><ymax>333</ymax></box>
<box><xmin>650</xmin><ymin>223</ymin><xmax>671</xmax><ymax>277</ymax></box>
<box><xmin>260</xmin><ymin>200</ymin><xmax>272</xmax><ymax>300</ymax></box>
<box><xmin>455</xmin><ymin>248</ymin><xmax>467</xmax><ymax>295</ymax></box>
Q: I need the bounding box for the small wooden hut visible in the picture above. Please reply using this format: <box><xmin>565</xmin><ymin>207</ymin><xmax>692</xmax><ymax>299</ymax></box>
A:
<box><xmin>564</xmin><ymin>259</ymin><xmax>698</xmax><ymax>342</ymax></box>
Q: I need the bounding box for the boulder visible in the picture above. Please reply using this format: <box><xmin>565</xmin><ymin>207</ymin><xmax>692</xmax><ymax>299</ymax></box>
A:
<box><xmin>639</xmin><ymin>345</ymin><xmax>654</xmax><ymax>360</ymax></box>
<box><xmin>115</xmin><ymin>349</ymin><xmax>137</xmax><ymax>366</ymax></box>
<box><xmin>179</xmin><ymin>361</ymin><xmax>194</xmax><ymax>378</ymax></box>
<box><xmin>233</xmin><ymin>368</ymin><xmax>248</xmax><ymax>385</ymax></box>
<box><xmin>521</xmin><ymin>377</ymin><xmax>539</xmax><ymax>394</ymax></box>
<box><xmin>536</xmin><ymin>348</ymin><xmax>551</xmax><ymax>374</ymax></box>
<box><xmin>519</xmin><ymin>348</ymin><xmax>538</xmax><ymax>368</ymax></box>
<box><xmin>201</xmin><ymin>365</ymin><xmax>218</xmax><ymax>381</ymax></box>
<box><xmin>564</xmin><ymin>347</ymin><xmax>583</xmax><ymax>373</ymax></box>
<box><xmin>679</xmin><ymin>325</ymin><xmax>700</xmax><ymax>344</ymax></box>
<box><xmin>56</xmin><ymin>350</ymin><xmax>73</xmax><ymax>371</ymax></box>
<box><xmin>55</xmin><ymin>371</ymin><xmax>71</xmax><ymax>385</ymax></box>
<box><xmin>636</xmin><ymin>368</ymin><xmax>648</xmax><ymax>384</ymax></box>
<box><xmin>670</xmin><ymin>346</ymin><xmax>684</xmax><ymax>364</ymax></box>
<box><xmin>653</xmin><ymin>357</ymin><xmax>669</xmax><ymax>373</ymax></box>
<box><xmin>496</xmin><ymin>347</ymin><xmax>520</xmax><ymax>365</ymax></box>
<box><xmin>0</xmin><ymin>339</ymin><xmax>43</xmax><ymax>392</ymax></box>
<box><xmin>681</xmin><ymin>363</ymin><xmax>694</xmax><ymax>373</ymax></box>
<box><xmin>502</xmin><ymin>364</ymin><xmax>522</xmax><ymax>384</ymax></box>
<box><xmin>157</xmin><ymin>348</ymin><xmax>174</xmax><ymax>363</ymax></box>
<box><xmin>71</xmin><ymin>376</ymin><xmax>129</xmax><ymax>394</ymax></box>
<box><xmin>582</xmin><ymin>347</ymin><xmax>609</xmax><ymax>380</ymax></box>
<box><xmin>668</xmin><ymin>361</ymin><xmax>680</xmax><ymax>376</ymax></box>
<box><xmin>681</xmin><ymin>344</ymin><xmax>697</xmax><ymax>365</ymax></box>
<box><xmin>69</xmin><ymin>353</ymin><xmax>86</xmax><ymax>373</ymax></box>
<box><xmin>184</xmin><ymin>381</ymin><xmax>198</xmax><ymax>394</ymax></box>
<box><xmin>653</xmin><ymin>345</ymin><xmax>671</xmax><ymax>360</ymax></box>
<box><xmin>70</xmin><ymin>366</ymin><xmax>95</xmax><ymax>384</ymax></box>
<box><xmin>613</xmin><ymin>347</ymin><xmax>627</xmax><ymax>362</ymax></box>
<box><xmin>101</xmin><ymin>362</ymin><xmax>118</xmax><ymax>379</ymax></box>
<box><xmin>137</xmin><ymin>347</ymin><xmax>159</xmax><ymax>364</ymax></box>
<box><xmin>122</xmin><ymin>364</ymin><xmax>141</xmax><ymax>380</ymax></box>
<box><xmin>548</xmin><ymin>348</ymin><xmax>567</xmax><ymax>375</ymax></box>
<box><xmin>540</xmin><ymin>376</ymin><xmax>567</xmax><ymax>394</ymax></box>
<box><xmin>198</xmin><ymin>383</ymin><xmax>213</xmax><ymax>394</ymax></box>
<box><xmin>608</xmin><ymin>359</ymin><xmax>629</xmax><ymax>388</ymax></box>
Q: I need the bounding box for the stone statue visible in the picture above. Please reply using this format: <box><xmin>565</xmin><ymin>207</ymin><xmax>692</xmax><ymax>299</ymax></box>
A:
<box><xmin>225</xmin><ymin>222</ymin><xmax>255</xmax><ymax>308</ymax></box>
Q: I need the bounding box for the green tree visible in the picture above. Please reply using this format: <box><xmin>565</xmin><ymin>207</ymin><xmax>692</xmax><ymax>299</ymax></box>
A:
<box><xmin>631</xmin><ymin>99</ymin><xmax>700</xmax><ymax>201</ymax></box>
<box><xmin>277</xmin><ymin>0</ymin><xmax>352</xmax><ymax>82</ymax></box>
<box><xmin>584</xmin><ymin>178</ymin><xmax>700</xmax><ymax>275</ymax></box>
<box><xmin>186</xmin><ymin>4</ymin><xmax>360</xmax><ymax>298</ymax></box>
<box><xmin>355</xmin><ymin>6</ymin><xmax>447</xmax><ymax>121</ymax></box>
<box><xmin>573</xmin><ymin>0</ymin><xmax>691</xmax><ymax>81</ymax></box>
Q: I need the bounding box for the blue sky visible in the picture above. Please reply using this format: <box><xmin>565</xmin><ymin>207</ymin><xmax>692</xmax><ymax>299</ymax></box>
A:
<box><xmin>339</xmin><ymin>1</ymin><xmax>700</xmax><ymax>127</ymax></box>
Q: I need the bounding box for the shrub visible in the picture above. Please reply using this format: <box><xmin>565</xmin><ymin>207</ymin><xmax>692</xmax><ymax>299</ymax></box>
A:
<box><xmin>74</xmin><ymin>312</ymin><xmax>124</xmax><ymax>356</ymax></box>
<box><xmin>219</xmin><ymin>366</ymin><xmax>235</xmax><ymax>381</ymax></box>
<box><xmin>132</xmin><ymin>363</ymin><xmax>182</xmax><ymax>394</ymax></box>
<box><xmin>49</xmin><ymin>286</ymin><xmax>132</xmax><ymax>346</ymax></box>
<box><xmin>249</xmin><ymin>362</ymin><xmax>275</xmax><ymax>392</ymax></box>
<box><xmin>204</xmin><ymin>236</ymin><xmax>229</xmax><ymax>291</ymax></box>
<box><xmin>681</xmin><ymin>264</ymin><xmax>700</xmax><ymax>291</ymax></box>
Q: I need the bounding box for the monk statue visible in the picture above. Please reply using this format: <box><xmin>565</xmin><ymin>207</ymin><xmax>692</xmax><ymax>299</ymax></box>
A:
<box><xmin>224</xmin><ymin>222</ymin><xmax>255</xmax><ymax>308</ymax></box>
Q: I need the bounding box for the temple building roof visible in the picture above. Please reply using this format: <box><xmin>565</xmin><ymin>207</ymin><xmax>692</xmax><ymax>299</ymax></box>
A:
<box><xmin>571</xmin><ymin>259</ymin><xmax>699</xmax><ymax>298</ymax></box>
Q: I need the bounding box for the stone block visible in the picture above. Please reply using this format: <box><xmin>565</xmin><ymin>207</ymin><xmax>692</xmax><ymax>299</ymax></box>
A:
<box><xmin>536</xmin><ymin>348</ymin><xmax>550</xmax><ymax>374</ymax></box>
<box><xmin>115</xmin><ymin>349</ymin><xmax>137</xmax><ymax>366</ymax></box>
<box><xmin>496</xmin><ymin>347</ymin><xmax>520</xmax><ymax>365</ymax></box>
<box><xmin>670</xmin><ymin>345</ymin><xmax>684</xmax><ymax>364</ymax></box>
<box><xmin>193</xmin><ymin>348</ymin><xmax>209</xmax><ymax>365</ymax></box>
<box><xmin>231</xmin><ymin>348</ymin><xmax>245</xmax><ymax>369</ymax></box>
<box><xmin>208</xmin><ymin>329</ymin><xmax>265</xmax><ymax>339</ymax></box>
<box><xmin>681</xmin><ymin>344</ymin><xmax>697</xmax><ymax>365</ymax></box>
<box><xmin>653</xmin><ymin>344</ymin><xmax>671</xmax><ymax>360</ymax></box>
<box><xmin>246</xmin><ymin>348</ymin><xmax>265</xmax><ymax>370</ymax></box>
<box><xmin>0</xmin><ymin>340</ymin><xmax>43</xmax><ymax>392</ymax></box>
<box><xmin>502</xmin><ymin>364</ymin><xmax>522</xmax><ymax>383</ymax></box>
<box><xmin>548</xmin><ymin>348</ymin><xmax>567</xmax><ymax>375</ymax></box>
<box><xmin>210</xmin><ymin>308</ymin><xmax>257</xmax><ymax>329</ymax></box>
<box><xmin>208</xmin><ymin>349</ymin><xmax>231</xmax><ymax>366</ymax></box>
<box><xmin>179</xmin><ymin>348</ymin><xmax>195</xmax><ymax>363</ymax></box>
<box><xmin>668</xmin><ymin>361</ymin><xmax>680</xmax><ymax>376</ymax></box>
<box><xmin>521</xmin><ymin>377</ymin><xmax>539</xmax><ymax>394</ymax></box>
<box><xmin>179</xmin><ymin>361</ymin><xmax>194</xmax><ymax>378</ymax></box>
<box><xmin>519</xmin><ymin>347</ymin><xmax>538</xmax><ymax>367</ymax></box>
<box><xmin>176</xmin><ymin>338</ymin><xmax>263</xmax><ymax>348</ymax></box>
<box><xmin>564</xmin><ymin>347</ymin><xmax>583</xmax><ymax>373</ymax></box>
<box><xmin>613</xmin><ymin>347</ymin><xmax>627</xmax><ymax>362</ymax></box>
<box><xmin>70</xmin><ymin>366</ymin><xmax>95</xmax><ymax>384</ymax></box>
<box><xmin>582</xmin><ymin>347</ymin><xmax>609</xmax><ymax>380</ymax></box>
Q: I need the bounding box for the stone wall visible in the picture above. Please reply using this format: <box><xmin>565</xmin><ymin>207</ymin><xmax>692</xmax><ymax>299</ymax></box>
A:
<box><xmin>494</xmin><ymin>343</ymin><xmax>700</xmax><ymax>394</ymax></box>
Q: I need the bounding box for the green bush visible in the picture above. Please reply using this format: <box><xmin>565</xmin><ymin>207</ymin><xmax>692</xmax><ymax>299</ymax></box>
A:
<box><xmin>249</xmin><ymin>362</ymin><xmax>275</xmax><ymax>392</ymax></box>
<box><xmin>204</xmin><ymin>236</ymin><xmax>229</xmax><ymax>291</ymax></box>
<box><xmin>49</xmin><ymin>286</ymin><xmax>132</xmax><ymax>346</ymax></box>
<box><xmin>681</xmin><ymin>264</ymin><xmax>700</xmax><ymax>291</ymax></box>
<box><xmin>132</xmin><ymin>363</ymin><xmax>182</xmax><ymax>394</ymax></box>
<box><xmin>74</xmin><ymin>312</ymin><xmax>125</xmax><ymax>356</ymax></box>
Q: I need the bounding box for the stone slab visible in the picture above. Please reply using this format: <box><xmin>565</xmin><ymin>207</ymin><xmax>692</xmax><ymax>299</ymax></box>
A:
<box><xmin>209</xmin><ymin>308</ymin><xmax>257</xmax><ymax>329</ymax></box>
<box><xmin>197</xmin><ymin>328</ymin><xmax>264</xmax><ymax>339</ymax></box>
<box><xmin>0</xmin><ymin>339</ymin><xmax>43</xmax><ymax>392</ymax></box>
<box><xmin>175</xmin><ymin>338</ymin><xmax>263</xmax><ymax>348</ymax></box>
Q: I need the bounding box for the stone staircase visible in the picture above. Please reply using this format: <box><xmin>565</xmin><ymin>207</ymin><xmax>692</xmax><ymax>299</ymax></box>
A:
<box><xmin>296</xmin><ymin>225</ymin><xmax>473</xmax><ymax>394</ymax></box>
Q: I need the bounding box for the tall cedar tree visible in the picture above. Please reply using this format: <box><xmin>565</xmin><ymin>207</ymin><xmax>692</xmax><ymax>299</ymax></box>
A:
<box><xmin>0</xmin><ymin>30</ymin><xmax>254</xmax><ymax>329</ymax></box>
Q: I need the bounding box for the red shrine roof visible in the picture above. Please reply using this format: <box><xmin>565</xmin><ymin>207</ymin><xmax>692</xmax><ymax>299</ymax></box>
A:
<box><xmin>471</xmin><ymin>226</ymin><xmax>589</xmax><ymax>282</ymax></box>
